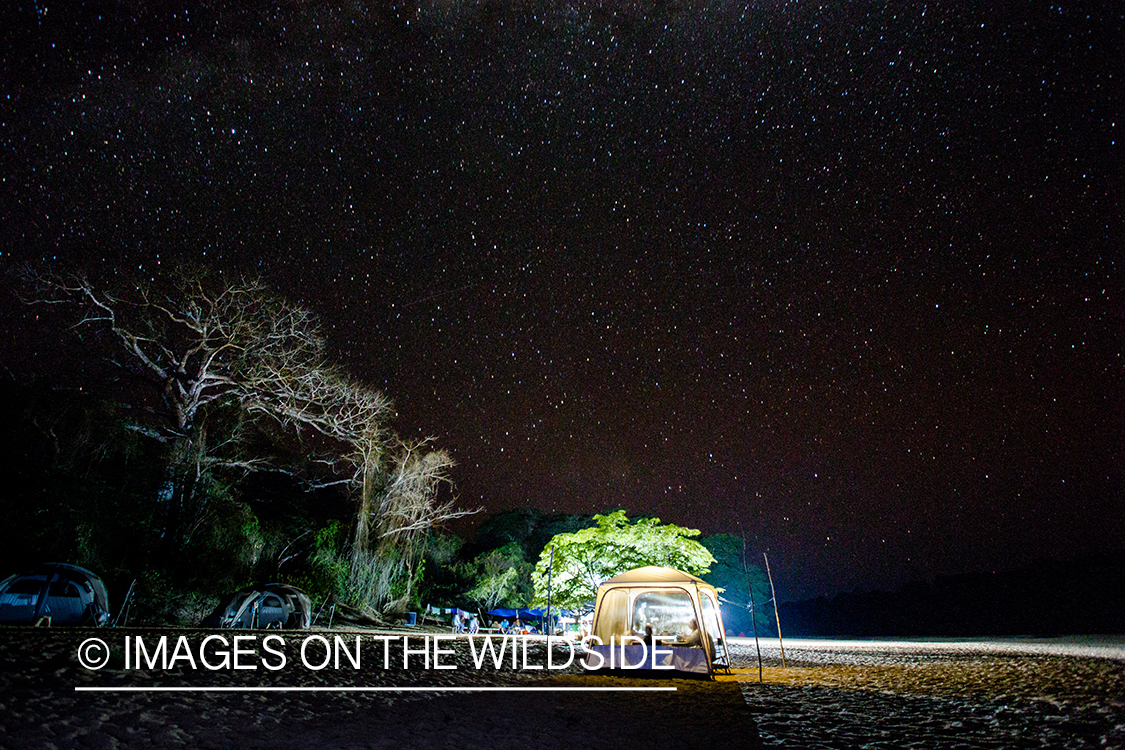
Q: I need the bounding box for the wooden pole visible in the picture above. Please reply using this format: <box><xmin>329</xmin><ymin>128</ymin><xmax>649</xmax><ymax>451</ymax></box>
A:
<box><xmin>741</xmin><ymin>524</ymin><xmax>763</xmax><ymax>682</ymax></box>
<box><xmin>763</xmin><ymin>552</ymin><xmax>786</xmax><ymax>667</ymax></box>
<box><xmin>545</xmin><ymin>547</ymin><xmax>555</xmax><ymax>636</ymax></box>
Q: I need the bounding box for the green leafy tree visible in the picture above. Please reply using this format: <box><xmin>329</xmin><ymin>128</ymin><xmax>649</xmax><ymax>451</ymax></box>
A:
<box><xmin>531</xmin><ymin>510</ymin><xmax>715</xmax><ymax>611</ymax></box>
<box><xmin>464</xmin><ymin>542</ymin><xmax>531</xmax><ymax>611</ymax></box>
<box><xmin>415</xmin><ymin>532</ymin><xmax>466</xmax><ymax>606</ymax></box>
<box><xmin>701</xmin><ymin>533</ymin><xmax>775</xmax><ymax>636</ymax></box>
<box><xmin>471</xmin><ymin>509</ymin><xmax>591</xmax><ymax>564</ymax></box>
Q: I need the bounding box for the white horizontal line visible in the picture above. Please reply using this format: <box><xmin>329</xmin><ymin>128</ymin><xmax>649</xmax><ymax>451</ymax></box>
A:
<box><xmin>75</xmin><ymin>686</ymin><xmax>677</xmax><ymax>693</ymax></box>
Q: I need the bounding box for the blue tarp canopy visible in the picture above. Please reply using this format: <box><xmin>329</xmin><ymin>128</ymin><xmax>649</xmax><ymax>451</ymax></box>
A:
<box><xmin>486</xmin><ymin>608</ymin><xmax>547</xmax><ymax>621</ymax></box>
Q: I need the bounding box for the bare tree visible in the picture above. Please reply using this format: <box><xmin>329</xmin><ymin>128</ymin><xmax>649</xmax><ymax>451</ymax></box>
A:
<box><xmin>244</xmin><ymin>358</ymin><xmax>478</xmax><ymax>612</ymax></box>
<box><xmin>370</xmin><ymin>441</ymin><xmax>464</xmax><ymax>609</ymax></box>
<box><xmin>24</xmin><ymin>269</ymin><xmax>321</xmax><ymax>550</ymax></box>
<box><xmin>25</xmin><ymin>267</ymin><xmax>476</xmax><ymax>610</ymax></box>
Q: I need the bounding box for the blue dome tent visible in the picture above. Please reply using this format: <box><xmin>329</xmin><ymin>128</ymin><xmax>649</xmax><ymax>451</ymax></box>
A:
<box><xmin>0</xmin><ymin>563</ymin><xmax>110</xmax><ymax>626</ymax></box>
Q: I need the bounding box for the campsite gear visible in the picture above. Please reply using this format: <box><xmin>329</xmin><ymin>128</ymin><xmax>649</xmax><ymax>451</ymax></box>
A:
<box><xmin>203</xmin><ymin>584</ymin><xmax>312</xmax><ymax>629</ymax></box>
<box><xmin>486</xmin><ymin>607</ymin><xmax>548</xmax><ymax>626</ymax></box>
<box><xmin>114</xmin><ymin>579</ymin><xmax>137</xmax><ymax>628</ymax></box>
<box><xmin>587</xmin><ymin>566</ymin><xmax>731</xmax><ymax>676</ymax></box>
<box><xmin>0</xmin><ymin>563</ymin><xmax>110</xmax><ymax>626</ymax></box>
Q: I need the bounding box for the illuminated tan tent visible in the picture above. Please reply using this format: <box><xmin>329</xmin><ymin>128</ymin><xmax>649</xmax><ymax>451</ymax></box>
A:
<box><xmin>588</xmin><ymin>566</ymin><xmax>729</xmax><ymax>676</ymax></box>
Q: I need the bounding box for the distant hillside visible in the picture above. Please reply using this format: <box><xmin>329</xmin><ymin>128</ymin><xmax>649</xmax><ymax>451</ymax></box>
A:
<box><xmin>779</xmin><ymin>557</ymin><xmax>1125</xmax><ymax>637</ymax></box>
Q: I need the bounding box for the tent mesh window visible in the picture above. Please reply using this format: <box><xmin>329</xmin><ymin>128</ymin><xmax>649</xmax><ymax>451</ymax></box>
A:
<box><xmin>0</xmin><ymin>578</ymin><xmax>44</xmax><ymax>618</ymax></box>
<box><xmin>699</xmin><ymin>593</ymin><xmax>723</xmax><ymax>642</ymax></box>
<box><xmin>259</xmin><ymin>595</ymin><xmax>286</xmax><ymax>626</ymax></box>
<box><xmin>44</xmin><ymin>578</ymin><xmax>86</xmax><ymax>621</ymax></box>
<box><xmin>632</xmin><ymin>590</ymin><xmax>696</xmax><ymax>638</ymax></box>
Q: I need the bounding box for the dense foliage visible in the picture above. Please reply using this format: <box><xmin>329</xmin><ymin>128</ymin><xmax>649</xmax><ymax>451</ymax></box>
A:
<box><xmin>1</xmin><ymin>272</ymin><xmax>776</xmax><ymax>627</ymax></box>
<box><xmin>700</xmin><ymin>534</ymin><xmax>777</xmax><ymax>636</ymax></box>
<box><xmin>3</xmin><ymin>268</ymin><xmax>474</xmax><ymax>621</ymax></box>
<box><xmin>530</xmin><ymin>510</ymin><xmax>715</xmax><ymax>611</ymax></box>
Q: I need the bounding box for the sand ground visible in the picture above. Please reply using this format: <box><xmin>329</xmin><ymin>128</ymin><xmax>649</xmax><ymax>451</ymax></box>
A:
<box><xmin>2</xmin><ymin>628</ymin><xmax>1123</xmax><ymax>749</ymax></box>
<box><xmin>731</xmin><ymin>637</ymin><xmax>1125</xmax><ymax>749</ymax></box>
<box><xmin>0</xmin><ymin>628</ymin><xmax>758</xmax><ymax>749</ymax></box>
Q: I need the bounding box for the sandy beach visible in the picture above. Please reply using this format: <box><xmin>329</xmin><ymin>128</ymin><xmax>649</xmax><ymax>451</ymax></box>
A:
<box><xmin>1</xmin><ymin>628</ymin><xmax>1122</xmax><ymax>749</ymax></box>
<box><xmin>731</xmin><ymin>637</ymin><xmax>1125</xmax><ymax>749</ymax></box>
<box><xmin>0</xmin><ymin>627</ymin><xmax>758</xmax><ymax>749</ymax></box>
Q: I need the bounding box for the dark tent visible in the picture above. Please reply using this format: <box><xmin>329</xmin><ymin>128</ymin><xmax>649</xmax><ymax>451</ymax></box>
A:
<box><xmin>202</xmin><ymin>584</ymin><xmax>311</xmax><ymax>629</ymax></box>
<box><xmin>0</xmin><ymin>563</ymin><xmax>110</xmax><ymax>626</ymax></box>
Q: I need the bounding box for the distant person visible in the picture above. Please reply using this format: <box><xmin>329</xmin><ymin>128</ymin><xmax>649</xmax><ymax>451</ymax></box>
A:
<box><xmin>682</xmin><ymin>618</ymin><xmax>703</xmax><ymax>648</ymax></box>
<box><xmin>643</xmin><ymin>625</ymin><xmax>655</xmax><ymax>645</ymax></box>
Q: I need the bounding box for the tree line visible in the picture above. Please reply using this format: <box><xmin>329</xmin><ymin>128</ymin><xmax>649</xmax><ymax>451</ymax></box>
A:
<box><xmin>2</xmin><ymin>266</ymin><xmax>775</xmax><ymax>631</ymax></box>
<box><xmin>5</xmin><ymin>267</ymin><xmax>476</xmax><ymax>621</ymax></box>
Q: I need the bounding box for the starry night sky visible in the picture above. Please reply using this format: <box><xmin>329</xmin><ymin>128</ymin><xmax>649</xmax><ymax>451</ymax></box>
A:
<box><xmin>1</xmin><ymin>0</ymin><xmax>1122</xmax><ymax>600</ymax></box>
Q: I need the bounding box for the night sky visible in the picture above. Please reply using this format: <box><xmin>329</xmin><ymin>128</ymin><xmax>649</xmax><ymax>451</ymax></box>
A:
<box><xmin>1</xmin><ymin>0</ymin><xmax>1121</xmax><ymax>601</ymax></box>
